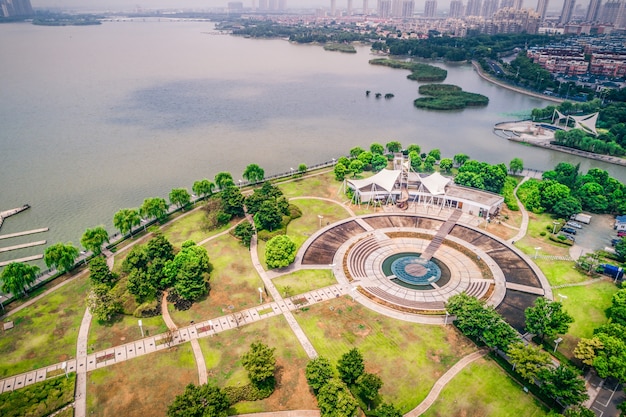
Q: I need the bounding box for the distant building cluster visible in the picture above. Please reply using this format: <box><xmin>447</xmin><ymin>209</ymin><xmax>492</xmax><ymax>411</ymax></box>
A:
<box><xmin>0</xmin><ymin>0</ymin><xmax>32</xmax><ymax>17</ymax></box>
<box><xmin>528</xmin><ymin>35</ymin><xmax>626</xmax><ymax>79</ymax></box>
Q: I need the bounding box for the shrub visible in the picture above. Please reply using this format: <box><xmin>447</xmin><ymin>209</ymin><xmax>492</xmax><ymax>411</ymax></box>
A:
<box><xmin>540</xmin><ymin>231</ymin><xmax>546</xmax><ymax>236</ymax></box>
<box><xmin>133</xmin><ymin>299</ymin><xmax>160</xmax><ymax>317</ymax></box>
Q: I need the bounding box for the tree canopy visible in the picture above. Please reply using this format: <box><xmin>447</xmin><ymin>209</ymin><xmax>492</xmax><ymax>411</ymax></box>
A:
<box><xmin>44</xmin><ymin>242</ymin><xmax>79</xmax><ymax>273</ymax></box>
<box><xmin>317</xmin><ymin>378</ymin><xmax>359</xmax><ymax>417</ymax></box>
<box><xmin>305</xmin><ymin>356</ymin><xmax>334</xmax><ymax>394</ymax></box>
<box><xmin>524</xmin><ymin>297</ymin><xmax>573</xmax><ymax>342</ymax></box>
<box><xmin>140</xmin><ymin>197</ymin><xmax>169</xmax><ymax>222</ymax></box>
<box><xmin>113</xmin><ymin>208</ymin><xmax>141</xmax><ymax>236</ymax></box>
<box><xmin>169</xmin><ymin>188</ymin><xmax>191</xmax><ymax>210</ymax></box>
<box><xmin>81</xmin><ymin>226</ymin><xmax>109</xmax><ymax>255</ymax></box>
<box><xmin>265</xmin><ymin>235</ymin><xmax>296</xmax><ymax>269</ymax></box>
<box><xmin>166</xmin><ymin>383</ymin><xmax>229</xmax><ymax>417</ymax></box>
<box><xmin>0</xmin><ymin>262</ymin><xmax>39</xmax><ymax>298</ymax></box>
<box><xmin>243</xmin><ymin>163</ymin><xmax>265</xmax><ymax>184</ymax></box>
<box><xmin>337</xmin><ymin>348</ymin><xmax>365</xmax><ymax>385</ymax></box>
<box><xmin>192</xmin><ymin>179</ymin><xmax>215</xmax><ymax>199</ymax></box>
<box><xmin>165</xmin><ymin>240</ymin><xmax>211</xmax><ymax>302</ymax></box>
<box><xmin>241</xmin><ymin>342</ymin><xmax>276</xmax><ymax>386</ymax></box>
<box><xmin>214</xmin><ymin>171</ymin><xmax>235</xmax><ymax>190</ymax></box>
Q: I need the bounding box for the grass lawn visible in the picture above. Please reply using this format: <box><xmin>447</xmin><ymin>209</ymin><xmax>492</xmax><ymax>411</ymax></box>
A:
<box><xmin>535</xmin><ymin>259</ymin><xmax>588</xmax><ymax>286</ymax></box>
<box><xmin>86</xmin><ymin>343</ymin><xmax>196</xmax><ymax>417</ymax></box>
<box><xmin>199</xmin><ymin>315</ymin><xmax>316</xmax><ymax>414</ymax></box>
<box><xmin>168</xmin><ymin>233</ymin><xmax>265</xmax><ymax>327</ymax></box>
<box><xmin>161</xmin><ymin>208</ymin><xmax>214</xmax><ymax>247</ymax></box>
<box><xmin>556</xmin><ymin>280</ymin><xmax>617</xmax><ymax>358</ymax></box>
<box><xmin>516</xmin><ymin>212</ymin><xmax>572</xmax><ymax>258</ymax></box>
<box><xmin>0</xmin><ymin>275</ymin><xmax>90</xmax><ymax>377</ymax></box>
<box><xmin>273</xmin><ymin>269</ymin><xmax>337</xmax><ymax>296</ymax></box>
<box><xmin>279</xmin><ymin>171</ymin><xmax>341</xmax><ymax>199</ymax></box>
<box><xmin>294</xmin><ymin>296</ymin><xmax>476</xmax><ymax>413</ymax></box>
<box><xmin>287</xmin><ymin>198</ymin><xmax>353</xmax><ymax>250</ymax></box>
<box><xmin>87</xmin><ymin>314</ymin><xmax>167</xmax><ymax>352</ymax></box>
<box><xmin>421</xmin><ymin>357</ymin><xmax>549</xmax><ymax>417</ymax></box>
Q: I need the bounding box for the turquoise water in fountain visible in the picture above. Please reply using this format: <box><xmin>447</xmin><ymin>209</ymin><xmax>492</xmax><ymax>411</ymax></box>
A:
<box><xmin>382</xmin><ymin>252</ymin><xmax>451</xmax><ymax>290</ymax></box>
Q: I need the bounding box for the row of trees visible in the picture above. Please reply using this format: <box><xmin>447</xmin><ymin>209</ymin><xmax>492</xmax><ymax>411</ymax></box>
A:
<box><xmin>305</xmin><ymin>348</ymin><xmax>402</xmax><ymax>417</ymax></box>
<box><xmin>447</xmin><ymin>294</ymin><xmax>587</xmax><ymax>410</ymax></box>
<box><xmin>518</xmin><ymin>162</ymin><xmax>626</xmax><ymax>216</ymax></box>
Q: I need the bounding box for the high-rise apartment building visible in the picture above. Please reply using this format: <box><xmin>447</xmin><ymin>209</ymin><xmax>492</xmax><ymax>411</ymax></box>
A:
<box><xmin>466</xmin><ymin>0</ymin><xmax>483</xmax><ymax>16</ymax></box>
<box><xmin>449</xmin><ymin>0</ymin><xmax>464</xmax><ymax>17</ymax></box>
<box><xmin>585</xmin><ymin>0</ymin><xmax>602</xmax><ymax>21</ymax></box>
<box><xmin>536</xmin><ymin>0</ymin><xmax>549</xmax><ymax>20</ymax></box>
<box><xmin>500</xmin><ymin>0</ymin><xmax>514</xmax><ymax>8</ymax></box>
<box><xmin>347</xmin><ymin>0</ymin><xmax>353</xmax><ymax>14</ymax></box>
<box><xmin>401</xmin><ymin>0</ymin><xmax>415</xmax><ymax>16</ymax></box>
<box><xmin>378</xmin><ymin>0</ymin><xmax>392</xmax><ymax>17</ymax></box>
<box><xmin>424</xmin><ymin>0</ymin><xmax>437</xmax><ymax>17</ymax></box>
<box><xmin>0</xmin><ymin>0</ymin><xmax>33</xmax><ymax>17</ymax></box>
<box><xmin>600</xmin><ymin>0</ymin><xmax>626</xmax><ymax>27</ymax></box>
<box><xmin>481</xmin><ymin>0</ymin><xmax>500</xmax><ymax>17</ymax></box>
<box><xmin>363</xmin><ymin>0</ymin><xmax>369</xmax><ymax>14</ymax></box>
<box><xmin>330</xmin><ymin>0</ymin><xmax>336</xmax><ymax>15</ymax></box>
<box><xmin>559</xmin><ymin>0</ymin><xmax>576</xmax><ymax>24</ymax></box>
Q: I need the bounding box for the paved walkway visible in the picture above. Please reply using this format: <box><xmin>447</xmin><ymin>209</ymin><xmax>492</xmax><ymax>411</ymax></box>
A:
<box><xmin>74</xmin><ymin>308</ymin><xmax>92</xmax><ymax>417</ymax></box>
<box><xmin>405</xmin><ymin>349</ymin><xmax>488</xmax><ymax>416</ymax></box>
<box><xmin>508</xmin><ymin>176</ymin><xmax>530</xmax><ymax>244</ymax></box>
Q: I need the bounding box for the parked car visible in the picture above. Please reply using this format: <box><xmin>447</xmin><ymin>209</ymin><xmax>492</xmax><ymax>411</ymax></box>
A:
<box><xmin>619</xmin><ymin>230</ymin><xmax>626</xmax><ymax>238</ymax></box>
<box><xmin>561</xmin><ymin>227</ymin><xmax>577</xmax><ymax>235</ymax></box>
<box><xmin>566</xmin><ymin>221</ymin><xmax>583</xmax><ymax>229</ymax></box>
<box><xmin>559</xmin><ymin>233</ymin><xmax>576</xmax><ymax>242</ymax></box>
<box><xmin>612</xmin><ymin>238</ymin><xmax>622</xmax><ymax>246</ymax></box>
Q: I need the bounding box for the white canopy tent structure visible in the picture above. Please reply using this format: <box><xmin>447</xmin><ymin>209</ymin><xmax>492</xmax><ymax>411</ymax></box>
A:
<box><xmin>552</xmin><ymin>109</ymin><xmax>599</xmax><ymax>136</ymax></box>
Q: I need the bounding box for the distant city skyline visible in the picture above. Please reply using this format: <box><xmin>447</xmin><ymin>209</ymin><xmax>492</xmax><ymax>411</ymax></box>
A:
<box><xmin>31</xmin><ymin>0</ymin><xmax>582</xmax><ymax>13</ymax></box>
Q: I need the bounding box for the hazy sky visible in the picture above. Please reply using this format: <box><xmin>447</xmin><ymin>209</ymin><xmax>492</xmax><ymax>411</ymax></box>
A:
<box><xmin>31</xmin><ymin>0</ymin><xmax>573</xmax><ymax>13</ymax></box>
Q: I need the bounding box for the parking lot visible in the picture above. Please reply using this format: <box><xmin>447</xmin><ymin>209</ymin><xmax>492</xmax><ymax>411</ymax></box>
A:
<box><xmin>565</xmin><ymin>213</ymin><xmax>618</xmax><ymax>257</ymax></box>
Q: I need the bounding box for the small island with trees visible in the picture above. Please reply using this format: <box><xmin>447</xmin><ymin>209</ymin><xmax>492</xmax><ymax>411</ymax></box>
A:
<box><xmin>323</xmin><ymin>43</ymin><xmax>356</xmax><ymax>53</ymax></box>
<box><xmin>369</xmin><ymin>58</ymin><xmax>447</xmax><ymax>82</ymax></box>
<box><xmin>414</xmin><ymin>84</ymin><xmax>489</xmax><ymax>110</ymax></box>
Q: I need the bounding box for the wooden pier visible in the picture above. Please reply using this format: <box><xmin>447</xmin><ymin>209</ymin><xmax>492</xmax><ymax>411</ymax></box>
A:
<box><xmin>0</xmin><ymin>240</ymin><xmax>46</xmax><ymax>254</ymax></box>
<box><xmin>0</xmin><ymin>255</ymin><xmax>43</xmax><ymax>267</ymax></box>
<box><xmin>0</xmin><ymin>204</ymin><xmax>30</xmax><ymax>230</ymax></box>
<box><xmin>0</xmin><ymin>228</ymin><xmax>49</xmax><ymax>240</ymax></box>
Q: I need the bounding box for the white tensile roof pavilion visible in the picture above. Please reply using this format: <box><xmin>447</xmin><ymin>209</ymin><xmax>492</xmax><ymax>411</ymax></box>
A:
<box><xmin>346</xmin><ymin>169</ymin><xmax>504</xmax><ymax>217</ymax></box>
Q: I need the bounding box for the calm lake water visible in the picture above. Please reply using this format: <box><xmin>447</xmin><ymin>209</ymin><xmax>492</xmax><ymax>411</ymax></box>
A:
<box><xmin>0</xmin><ymin>19</ymin><xmax>623</xmax><ymax>265</ymax></box>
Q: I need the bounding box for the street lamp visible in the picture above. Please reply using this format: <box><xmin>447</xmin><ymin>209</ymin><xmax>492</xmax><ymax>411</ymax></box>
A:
<box><xmin>0</xmin><ymin>295</ymin><xmax>4</xmax><ymax>312</ymax></box>
<box><xmin>552</xmin><ymin>221</ymin><xmax>559</xmax><ymax>234</ymax></box>
<box><xmin>350</xmin><ymin>286</ymin><xmax>357</xmax><ymax>301</ymax></box>
<box><xmin>61</xmin><ymin>361</ymin><xmax>68</xmax><ymax>378</ymax></box>
<box><xmin>290</xmin><ymin>167</ymin><xmax>294</xmax><ymax>176</ymax></box>
<box><xmin>138</xmin><ymin>319</ymin><xmax>144</xmax><ymax>337</ymax></box>
<box><xmin>318</xmin><ymin>214</ymin><xmax>324</xmax><ymax>228</ymax></box>
<box><xmin>444</xmin><ymin>311</ymin><xmax>450</xmax><ymax>325</ymax></box>
<box><xmin>558</xmin><ymin>293</ymin><xmax>568</xmax><ymax>302</ymax></box>
<box><xmin>331</xmin><ymin>158</ymin><xmax>336</xmax><ymax>165</ymax></box>
<box><xmin>258</xmin><ymin>287</ymin><xmax>263</xmax><ymax>304</ymax></box>
<box><xmin>238</xmin><ymin>179</ymin><xmax>243</xmax><ymax>187</ymax></box>
<box><xmin>554</xmin><ymin>337</ymin><xmax>563</xmax><ymax>353</ymax></box>
<box><xmin>534</xmin><ymin>247</ymin><xmax>541</xmax><ymax>259</ymax></box>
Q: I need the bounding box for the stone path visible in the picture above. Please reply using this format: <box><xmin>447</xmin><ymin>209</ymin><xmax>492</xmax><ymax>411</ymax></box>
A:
<box><xmin>405</xmin><ymin>349</ymin><xmax>488</xmax><ymax>416</ymax></box>
<box><xmin>73</xmin><ymin>308</ymin><xmax>92</xmax><ymax>417</ymax></box>
<box><xmin>508</xmin><ymin>176</ymin><xmax>530</xmax><ymax>244</ymax></box>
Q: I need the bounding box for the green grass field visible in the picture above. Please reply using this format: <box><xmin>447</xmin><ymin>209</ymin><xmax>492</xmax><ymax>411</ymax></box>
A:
<box><xmin>535</xmin><ymin>259</ymin><xmax>589</xmax><ymax>286</ymax></box>
<box><xmin>286</xmin><ymin>197</ymin><xmax>353</xmax><ymax>250</ymax></box>
<box><xmin>555</xmin><ymin>280</ymin><xmax>617</xmax><ymax>357</ymax></box>
<box><xmin>0</xmin><ymin>276</ymin><xmax>90</xmax><ymax>377</ymax></box>
<box><xmin>422</xmin><ymin>357</ymin><xmax>549</xmax><ymax>417</ymax></box>
<box><xmin>294</xmin><ymin>296</ymin><xmax>476</xmax><ymax>413</ymax></box>
<box><xmin>199</xmin><ymin>315</ymin><xmax>316</xmax><ymax>414</ymax></box>
<box><xmin>88</xmin><ymin>314</ymin><xmax>167</xmax><ymax>352</ymax></box>
<box><xmin>86</xmin><ymin>343</ymin><xmax>196</xmax><ymax>417</ymax></box>
<box><xmin>272</xmin><ymin>269</ymin><xmax>337</xmax><ymax>296</ymax></box>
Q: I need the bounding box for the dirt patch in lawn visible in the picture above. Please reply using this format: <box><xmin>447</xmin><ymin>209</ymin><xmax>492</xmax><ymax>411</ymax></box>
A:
<box><xmin>265</xmin><ymin>358</ymin><xmax>317</xmax><ymax>411</ymax></box>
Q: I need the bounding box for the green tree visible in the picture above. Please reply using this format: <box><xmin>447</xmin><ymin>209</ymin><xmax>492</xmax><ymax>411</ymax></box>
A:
<box><xmin>254</xmin><ymin>200</ymin><xmax>283</xmax><ymax>231</ymax></box>
<box><xmin>243</xmin><ymin>163</ymin><xmax>265</xmax><ymax>183</ymax></box>
<box><xmin>337</xmin><ymin>348</ymin><xmax>364</xmax><ymax>385</ymax></box>
<box><xmin>525</xmin><ymin>297</ymin><xmax>573</xmax><ymax>342</ymax></box>
<box><xmin>562</xmin><ymin>406</ymin><xmax>596</xmax><ymax>417</ymax></box>
<box><xmin>370</xmin><ymin>142</ymin><xmax>384</xmax><ymax>155</ymax></box>
<box><xmin>453</xmin><ymin>153</ymin><xmax>470</xmax><ymax>167</ymax></box>
<box><xmin>607</xmin><ymin>289</ymin><xmax>626</xmax><ymax>326</ymax></box>
<box><xmin>356</xmin><ymin>372</ymin><xmax>382</xmax><ymax>410</ymax></box>
<box><xmin>376</xmin><ymin>403</ymin><xmax>403</xmax><ymax>417</ymax></box>
<box><xmin>192</xmin><ymin>179</ymin><xmax>215</xmax><ymax>200</ymax></box>
<box><xmin>334</xmin><ymin>162</ymin><xmax>348</xmax><ymax>181</ymax></box>
<box><xmin>553</xmin><ymin>196</ymin><xmax>582</xmax><ymax>219</ymax></box>
<box><xmin>371</xmin><ymin>154</ymin><xmax>388</xmax><ymax>172</ymax></box>
<box><xmin>385</xmin><ymin>141</ymin><xmax>402</xmax><ymax>153</ymax></box>
<box><xmin>317</xmin><ymin>378</ymin><xmax>359</xmax><ymax>417</ymax></box>
<box><xmin>87</xmin><ymin>284</ymin><xmax>121</xmax><ymax>322</ymax></box>
<box><xmin>509</xmin><ymin>157</ymin><xmax>524</xmax><ymax>174</ymax></box>
<box><xmin>349</xmin><ymin>146</ymin><xmax>365</xmax><ymax>158</ymax></box>
<box><xmin>166</xmin><ymin>383</ymin><xmax>229</xmax><ymax>417</ymax></box>
<box><xmin>574</xmin><ymin>337</ymin><xmax>604</xmax><ymax>366</ymax></box>
<box><xmin>88</xmin><ymin>256</ymin><xmax>117</xmax><ymax>287</ymax></box>
<box><xmin>220</xmin><ymin>186</ymin><xmax>245</xmax><ymax>217</ymax></box>
<box><xmin>539</xmin><ymin>365</ymin><xmax>588</xmax><ymax>407</ymax></box>
<box><xmin>305</xmin><ymin>356</ymin><xmax>334</xmax><ymax>394</ymax></box>
<box><xmin>233</xmin><ymin>222</ymin><xmax>255</xmax><ymax>248</ymax></box>
<box><xmin>428</xmin><ymin>148</ymin><xmax>441</xmax><ymax>160</ymax></box>
<box><xmin>298</xmin><ymin>163</ymin><xmax>307</xmax><ymax>175</ymax></box>
<box><xmin>113</xmin><ymin>208</ymin><xmax>141</xmax><ymax>237</ymax></box>
<box><xmin>141</xmin><ymin>197</ymin><xmax>169</xmax><ymax>223</ymax></box>
<box><xmin>165</xmin><ymin>241</ymin><xmax>211</xmax><ymax>302</ymax></box>
<box><xmin>577</xmin><ymin>182</ymin><xmax>608</xmax><ymax>212</ymax></box>
<box><xmin>214</xmin><ymin>171</ymin><xmax>235</xmax><ymax>190</ymax></box>
<box><xmin>539</xmin><ymin>181</ymin><xmax>571</xmax><ymax>213</ymax></box>
<box><xmin>265</xmin><ymin>235</ymin><xmax>296</xmax><ymax>269</ymax></box>
<box><xmin>423</xmin><ymin>155</ymin><xmax>436</xmax><ymax>172</ymax></box>
<box><xmin>439</xmin><ymin>158</ymin><xmax>453</xmax><ymax>173</ymax></box>
<box><xmin>0</xmin><ymin>262</ymin><xmax>39</xmax><ymax>297</ymax></box>
<box><xmin>349</xmin><ymin>159</ymin><xmax>364</xmax><ymax>177</ymax></box>
<box><xmin>406</xmin><ymin>144</ymin><xmax>421</xmax><ymax>154</ymax></box>
<box><xmin>44</xmin><ymin>242</ymin><xmax>79</xmax><ymax>273</ymax></box>
<box><xmin>81</xmin><ymin>226</ymin><xmax>109</xmax><ymax>255</ymax></box>
<box><xmin>507</xmin><ymin>342</ymin><xmax>552</xmax><ymax>383</ymax></box>
<box><xmin>169</xmin><ymin>188</ymin><xmax>191</xmax><ymax>211</ymax></box>
<box><xmin>241</xmin><ymin>342</ymin><xmax>276</xmax><ymax>385</ymax></box>
<box><xmin>127</xmin><ymin>269</ymin><xmax>157</xmax><ymax>303</ymax></box>
<box><xmin>409</xmin><ymin>150</ymin><xmax>422</xmax><ymax>172</ymax></box>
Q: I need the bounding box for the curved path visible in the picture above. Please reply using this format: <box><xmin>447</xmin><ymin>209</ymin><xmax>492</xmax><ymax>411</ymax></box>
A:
<box><xmin>405</xmin><ymin>349</ymin><xmax>488</xmax><ymax>416</ymax></box>
<box><xmin>508</xmin><ymin>176</ymin><xmax>530</xmax><ymax>244</ymax></box>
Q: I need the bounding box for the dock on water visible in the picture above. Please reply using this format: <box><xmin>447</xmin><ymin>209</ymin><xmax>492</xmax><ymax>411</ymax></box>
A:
<box><xmin>0</xmin><ymin>240</ymin><xmax>46</xmax><ymax>254</ymax></box>
<box><xmin>0</xmin><ymin>228</ymin><xmax>49</xmax><ymax>241</ymax></box>
<box><xmin>0</xmin><ymin>204</ymin><xmax>30</xmax><ymax>230</ymax></box>
<box><xmin>0</xmin><ymin>254</ymin><xmax>43</xmax><ymax>267</ymax></box>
